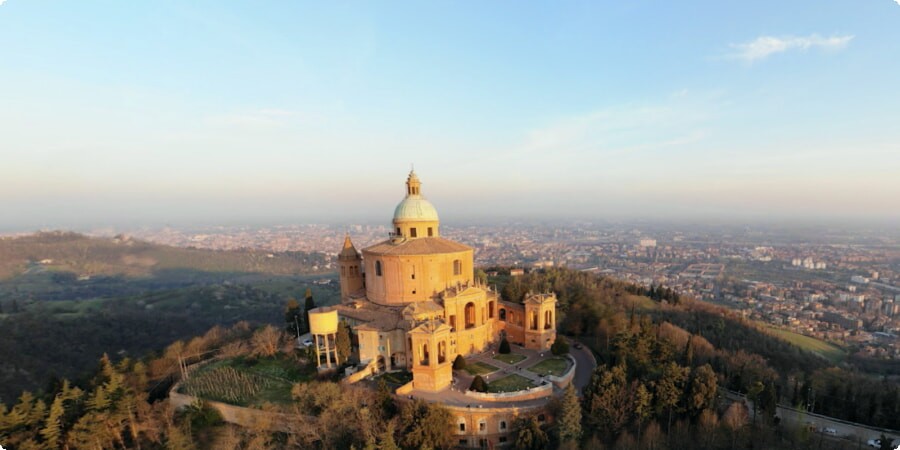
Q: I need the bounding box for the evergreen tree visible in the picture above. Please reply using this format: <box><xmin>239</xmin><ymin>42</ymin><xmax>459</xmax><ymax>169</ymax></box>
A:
<box><xmin>469</xmin><ymin>376</ymin><xmax>487</xmax><ymax>393</ymax></box>
<box><xmin>556</xmin><ymin>384</ymin><xmax>582</xmax><ymax>445</ymax></box>
<box><xmin>452</xmin><ymin>354</ymin><xmax>467</xmax><ymax>370</ymax></box>
<box><xmin>335</xmin><ymin>321</ymin><xmax>352</xmax><ymax>365</ymax></box>
<box><xmin>683</xmin><ymin>335</ymin><xmax>694</xmax><ymax>366</ymax></box>
<box><xmin>513</xmin><ymin>416</ymin><xmax>548</xmax><ymax>450</ymax></box>
<box><xmin>551</xmin><ymin>338</ymin><xmax>569</xmax><ymax>356</ymax></box>
<box><xmin>376</xmin><ymin>421</ymin><xmax>401</xmax><ymax>450</ymax></box>
<box><xmin>303</xmin><ymin>289</ymin><xmax>316</xmax><ymax>334</ymax></box>
<box><xmin>499</xmin><ymin>337</ymin><xmax>511</xmax><ymax>354</ymax></box>
<box><xmin>284</xmin><ymin>298</ymin><xmax>302</xmax><ymax>337</ymax></box>
<box><xmin>39</xmin><ymin>395</ymin><xmax>65</xmax><ymax>450</ymax></box>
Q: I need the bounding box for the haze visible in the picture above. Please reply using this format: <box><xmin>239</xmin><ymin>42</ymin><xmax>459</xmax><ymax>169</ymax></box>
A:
<box><xmin>1</xmin><ymin>1</ymin><xmax>899</xmax><ymax>230</ymax></box>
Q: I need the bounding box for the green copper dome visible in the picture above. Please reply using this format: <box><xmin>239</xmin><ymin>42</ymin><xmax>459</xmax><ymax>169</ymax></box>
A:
<box><xmin>393</xmin><ymin>196</ymin><xmax>439</xmax><ymax>222</ymax></box>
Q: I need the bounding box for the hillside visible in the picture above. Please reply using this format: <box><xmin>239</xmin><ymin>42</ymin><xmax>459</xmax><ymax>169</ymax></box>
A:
<box><xmin>0</xmin><ymin>231</ymin><xmax>340</xmax><ymax>405</ymax></box>
<box><xmin>0</xmin><ymin>231</ymin><xmax>329</xmax><ymax>279</ymax></box>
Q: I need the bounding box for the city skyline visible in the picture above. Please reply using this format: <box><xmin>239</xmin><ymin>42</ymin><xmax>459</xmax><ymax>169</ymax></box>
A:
<box><xmin>1</xmin><ymin>1</ymin><xmax>899</xmax><ymax>229</ymax></box>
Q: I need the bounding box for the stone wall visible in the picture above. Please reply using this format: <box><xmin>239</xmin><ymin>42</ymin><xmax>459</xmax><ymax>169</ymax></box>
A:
<box><xmin>546</xmin><ymin>354</ymin><xmax>576</xmax><ymax>388</ymax></box>
<box><xmin>464</xmin><ymin>383</ymin><xmax>552</xmax><ymax>402</ymax></box>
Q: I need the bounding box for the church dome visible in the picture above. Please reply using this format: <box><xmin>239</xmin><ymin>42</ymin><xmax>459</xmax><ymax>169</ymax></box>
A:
<box><xmin>392</xmin><ymin>170</ymin><xmax>439</xmax><ymax>222</ymax></box>
<box><xmin>393</xmin><ymin>197</ymin><xmax>439</xmax><ymax>222</ymax></box>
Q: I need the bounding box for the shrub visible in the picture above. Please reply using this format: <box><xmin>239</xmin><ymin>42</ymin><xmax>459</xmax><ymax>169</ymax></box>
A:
<box><xmin>453</xmin><ymin>354</ymin><xmax>467</xmax><ymax>370</ymax></box>
<box><xmin>499</xmin><ymin>337</ymin><xmax>511</xmax><ymax>354</ymax></box>
<box><xmin>469</xmin><ymin>375</ymin><xmax>488</xmax><ymax>393</ymax></box>
<box><xmin>551</xmin><ymin>339</ymin><xmax>569</xmax><ymax>356</ymax></box>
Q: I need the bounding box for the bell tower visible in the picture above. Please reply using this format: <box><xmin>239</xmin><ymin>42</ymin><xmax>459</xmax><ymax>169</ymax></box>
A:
<box><xmin>339</xmin><ymin>234</ymin><xmax>364</xmax><ymax>300</ymax></box>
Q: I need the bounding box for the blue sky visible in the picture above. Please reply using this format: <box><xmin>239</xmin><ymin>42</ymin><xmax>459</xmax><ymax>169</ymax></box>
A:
<box><xmin>1</xmin><ymin>1</ymin><xmax>898</xmax><ymax>229</ymax></box>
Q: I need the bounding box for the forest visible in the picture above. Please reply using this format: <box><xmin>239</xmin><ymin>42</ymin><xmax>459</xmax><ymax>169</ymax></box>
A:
<box><xmin>2</xmin><ymin>266</ymin><xmax>898</xmax><ymax>449</ymax></box>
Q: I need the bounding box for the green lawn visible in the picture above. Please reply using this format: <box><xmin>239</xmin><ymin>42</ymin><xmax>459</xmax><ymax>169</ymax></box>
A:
<box><xmin>465</xmin><ymin>361</ymin><xmax>500</xmax><ymax>376</ymax></box>
<box><xmin>527</xmin><ymin>357</ymin><xmax>569</xmax><ymax>377</ymax></box>
<box><xmin>487</xmin><ymin>374</ymin><xmax>535</xmax><ymax>393</ymax></box>
<box><xmin>492</xmin><ymin>353</ymin><xmax>527</xmax><ymax>365</ymax></box>
<box><xmin>765</xmin><ymin>326</ymin><xmax>846</xmax><ymax>364</ymax></box>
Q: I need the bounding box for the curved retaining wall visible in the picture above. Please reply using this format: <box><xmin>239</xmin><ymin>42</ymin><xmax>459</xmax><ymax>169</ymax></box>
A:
<box><xmin>546</xmin><ymin>354</ymin><xmax>577</xmax><ymax>388</ymax></box>
<box><xmin>464</xmin><ymin>383</ymin><xmax>552</xmax><ymax>402</ymax></box>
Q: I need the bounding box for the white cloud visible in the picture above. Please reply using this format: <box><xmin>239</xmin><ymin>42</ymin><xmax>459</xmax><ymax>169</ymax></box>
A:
<box><xmin>0</xmin><ymin>0</ymin><xmax>7</xmax><ymax>6</ymax></box>
<box><xmin>729</xmin><ymin>34</ymin><xmax>854</xmax><ymax>63</ymax></box>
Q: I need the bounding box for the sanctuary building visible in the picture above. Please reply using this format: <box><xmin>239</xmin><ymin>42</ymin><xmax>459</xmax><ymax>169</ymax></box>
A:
<box><xmin>313</xmin><ymin>171</ymin><xmax>557</xmax><ymax>392</ymax></box>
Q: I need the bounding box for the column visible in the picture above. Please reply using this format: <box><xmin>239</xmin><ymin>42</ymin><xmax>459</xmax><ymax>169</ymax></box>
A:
<box><xmin>324</xmin><ymin>333</ymin><xmax>332</xmax><ymax>368</ymax></box>
<box><xmin>315</xmin><ymin>334</ymin><xmax>321</xmax><ymax>367</ymax></box>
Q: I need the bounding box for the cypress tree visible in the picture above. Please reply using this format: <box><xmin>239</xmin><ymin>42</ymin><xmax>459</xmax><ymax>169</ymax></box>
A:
<box><xmin>556</xmin><ymin>384</ymin><xmax>582</xmax><ymax>444</ymax></box>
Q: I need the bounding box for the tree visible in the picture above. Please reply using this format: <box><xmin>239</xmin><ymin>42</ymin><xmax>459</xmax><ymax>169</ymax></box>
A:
<box><xmin>583</xmin><ymin>364</ymin><xmax>633</xmax><ymax>437</ymax></box>
<box><xmin>513</xmin><ymin>416</ymin><xmax>548</xmax><ymax>450</ymax></box>
<box><xmin>685</xmin><ymin>364</ymin><xmax>718</xmax><ymax>416</ymax></box>
<box><xmin>284</xmin><ymin>298</ymin><xmax>302</xmax><ymax>337</ymax></box>
<box><xmin>469</xmin><ymin>376</ymin><xmax>488</xmax><ymax>393</ymax></box>
<box><xmin>653</xmin><ymin>362</ymin><xmax>687</xmax><ymax>435</ymax></box>
<box><xmin>376</xmin><ymin>421</ymin><xmax>401</xmax><ymax>450</ymax></box>
<box><xmin>39</xmin><ymin>394</ymin><xmax>65</xmax><ymax>449</ymax></box>
<box><xmin>746</xmin><ymin>381</ymin><xmax>764</xmax><ymax>426</ymax></box>
<box><xmin>633</xmin><ymin>382</ymin><xmax>653</xmax><ymax>443</ymax></box>
<box><xmin>250</xmin><ymin>325</ymin><xmax>283</xmax><ymax>358</ymax></box>
<box><xmin>698</xmin><ymin>409</ymin><xmax>719</xmax><ymax>449</ymax></box>
<box><xmin>759</xmin><ymin>382</ymin><xmax>778</xmax><ymax>425</ymax></box>
<box><xmin>303</xmin><ymin>288</ymin><xmax>316</xmax><ymax>334</ymax></box>
<box><xmin>722</xmin><ymin>401</ymin><xmax>748</xmax><ymax>450</ymax></box>
<box><xmin>398</xmin><ymin>400</ymin><xmax>453</xmax><ymax>450</ymax></box>
<box><xmin>452</xmin><ymin>354</ymin><xmax>467</xmax><ymax>370</ymax></box>
<box><xmin>683</xmin><ymin>335</ymin><xmax>694</xmax><ymax>366</ymax></box>
<box><xmin>551</xmin><ymin>338</ymin><xmax>569</xmax><ymax>356</ymax></box>
<box><xmin>499</xmin><ymin>337</ymin><xmax>511</xmax><ymax>354</ymax></box>
<box><xmin>556</xmin><ymin>384</ymin><xmax>582</xmax><ymax>445</ymax></box>
<box><xmin>335</xmin><ymin>321</ymin><xmax>352</xmax><ymax>365</ymax></box>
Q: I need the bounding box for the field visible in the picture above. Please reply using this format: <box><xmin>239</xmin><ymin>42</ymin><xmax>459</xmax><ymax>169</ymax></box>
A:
<box><xmin>487</xmin><ymin>374</ymin><xmax>535</xmax><ymax>393</ymax></box>
<box><xmin>180</xmin><ymin>356</ymin><xmax>315</xmax><ymax>406</ymax></box>
<box><xmin>465</xmin><ymin>361</ymin><xmax>499</xmax><ymax>376</ymax></box>
<box><xmin>527</xmin><ymin>357</ymin><xmax>569</xmax><ymax>377</ymax></box>
<box><xmin>765</xmin><ymin>326</ymin><xmax>847</xmax><ymax>364</ymax></box>
<box><xmin>492</xmin><ymin>353</ymin><xmax>527</xmax><ymax>365</ymax></box>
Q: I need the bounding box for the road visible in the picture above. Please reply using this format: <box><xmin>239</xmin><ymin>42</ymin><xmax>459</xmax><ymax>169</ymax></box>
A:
<box><xmin>723</xmin><ymin>390</ymin><xmax>900</xmax><ymax>447</ymax></box>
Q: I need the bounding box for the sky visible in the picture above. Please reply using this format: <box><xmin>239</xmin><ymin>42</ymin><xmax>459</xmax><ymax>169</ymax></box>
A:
<box><xmin>1</xmin><ymin>1</ymin><xmax>899</xmax><ymax>230</ymax></box>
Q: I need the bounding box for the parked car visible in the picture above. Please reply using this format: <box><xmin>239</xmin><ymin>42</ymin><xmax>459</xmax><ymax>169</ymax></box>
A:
<box><xmin>302</xmin><ymin>339</ymin><xmax>313</xmax><ymax>347</ymax></box>
<box><xmin>821</xmin><ymin>427</ymin><xmax>837</xmax><ymax>435</ymax></box>
<box><xmin>573</xmin><ymin>342</ymin><xmax>583</xmax><ymax>349</ymax></box>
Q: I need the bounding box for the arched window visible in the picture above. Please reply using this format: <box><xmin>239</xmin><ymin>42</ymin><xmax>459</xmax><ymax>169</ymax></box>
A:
<box><xmin>428</xmin><ymin>227</ymin><xmax>434</xmax><ymax>237</ymax></box>
<box><xmin>375</xmin><ymin>261</ymin><xmax>382</xmax><ymax>276</ymax></box>
<box><xmin>488</xmin><ymin>301</ymin><xmax>495</xmax><ymax>319</ymax></box>
<box><xmin>498</xmin><ymin>308</ymin><xmax>506</xmax><ymax>321</ymax></box>
<box><xmin>465</xmin><ymin>302</ymin><xmax>476</xmax><ymax>329</ymax></box>
<box><xmin>421</xmin><ymin>343</ymin><xmax>430</xmax><ymax>366</ymax></box>
<box><xmin>544</xmin><ymin>310</ymin><xmax>553</xmax><ymax>329</ymax></box>
<box><xmin>453</xmin><ymin>259</ymin><xmax>462</xmax><ymax>276</ymax></box>
<box><xmin>530</xmin><ymin>311</ymin><xmax>538</xmax><ymax>330</ymax></box>
<box><xmin>438</xmin><ymin>341</ymin><xmax>447</xmax><ymax>364</ymax></box>
<box><xmin>410</xmin><ymin>227</ymin><xmax>417</xmax><ymax>238</ymax></box>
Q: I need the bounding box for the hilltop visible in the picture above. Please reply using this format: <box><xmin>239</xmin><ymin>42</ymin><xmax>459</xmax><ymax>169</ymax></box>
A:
<box><xmin>0</xmin><ymin>231</ymin><xmax>329</xmax><ymax>280</ymax></box>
